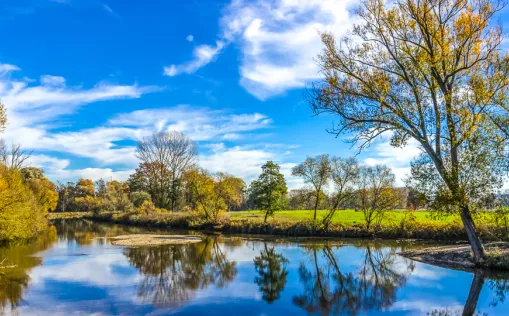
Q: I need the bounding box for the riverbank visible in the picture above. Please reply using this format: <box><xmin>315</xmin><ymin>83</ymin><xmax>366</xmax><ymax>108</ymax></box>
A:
<box><xmin>400</xmin><ymin>242</ymin><xmax>509</xmax><ymax>270</ymax></box>
<box><xmin>48</xmin><ymin>210</ymin><xmax>509</xmax><ymax>242</ymax></box>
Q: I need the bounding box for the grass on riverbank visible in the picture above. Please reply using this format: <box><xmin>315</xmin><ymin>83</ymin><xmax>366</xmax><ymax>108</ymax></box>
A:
<box><xmin>228</xmin><ymin>209</ymin><xmax>454</xmax><ymax>226</ymax></box>
<box><xmin>48</xmin><ymin>208</ymin><xmax>509</xmax><ymax>242</ymax></box>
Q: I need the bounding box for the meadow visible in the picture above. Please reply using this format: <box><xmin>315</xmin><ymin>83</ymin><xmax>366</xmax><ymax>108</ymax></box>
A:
<box><xmin>228</xmin><ymin>209</ymin><xmax>457</xmax><ymax>226</ymax></box>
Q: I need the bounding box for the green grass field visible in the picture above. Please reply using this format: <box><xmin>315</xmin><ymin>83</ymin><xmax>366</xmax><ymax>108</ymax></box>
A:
<box><xmin>228</xmin><ymin>209</ymin><xmax>459</xmax><ymax>226</ymax></box>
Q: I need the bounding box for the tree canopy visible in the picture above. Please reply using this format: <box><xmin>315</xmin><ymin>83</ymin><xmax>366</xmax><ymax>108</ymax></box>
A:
<box><xmin>311</xmin><ymin>0</ymin><xmax>509</xmax><ymax>265</ymax></box>
<box><xmin>249</xmin><ymin>161</ymin><xmax>288</xmax><ymax>223</ymax></box>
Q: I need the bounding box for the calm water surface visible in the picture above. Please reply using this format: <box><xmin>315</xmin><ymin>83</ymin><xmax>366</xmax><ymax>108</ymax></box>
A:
<box><xmin>1</xmin><ymin>220</ymin><xmax>509</xmax><ymax>315</ymax></box>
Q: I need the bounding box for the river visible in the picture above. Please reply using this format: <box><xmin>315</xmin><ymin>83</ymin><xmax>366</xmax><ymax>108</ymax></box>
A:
<box><xmin>0</xmin><ymin>220</ymin><xmax>508</xmax><ymax>315</ymax></box>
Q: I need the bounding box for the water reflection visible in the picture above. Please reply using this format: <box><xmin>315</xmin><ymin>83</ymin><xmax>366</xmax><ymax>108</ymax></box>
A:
<box><xmin>293</xmin><ymin>244</ymin><xmax>415</xmax><ymax>315</ymax></box>
<box><xmin>0</xmin><ymin>227</ymin><xmax>57</xmax><ymax>310</ymax></box>
<box><xmin>253</xmin><ymin>243</ymin><xmax>289</xmax><ymax>304</ymax></box>
<box><xmin>2</xmin><ymin>220</ymin><xmax>509</xmax><ymax>315</ymax></box>
<box><xmin>52</xmin><ymin>219</ymin><xmax>158</xmax><ymax>246</ymax></box>
<box><xmin>124</xmin><ymin>236</ymin><xmax>237</xmax><ymax>308</ymax></box>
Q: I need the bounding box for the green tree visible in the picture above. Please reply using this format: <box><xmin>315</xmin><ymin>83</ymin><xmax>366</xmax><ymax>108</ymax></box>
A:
<box><xmin>253</xmin><ymin>243</ymin><xmax>289</xmax><ymax>304</ymax></box>
<box><xmin>249</xmin><ymin>161</ymin><xmax>288</xmax><ymax>223</ymax></box>
<box><xmin>311</xmin><ymin>0</ymin><xmax>509</xmax><ymax>264</ymax></box>
<box><xmin>130</xmin><ymin>191</ymin><xmax>152</xmax><ymax>208</ymax></box>
<box><xmin>292</xmin><ymin>155</ymin><xmax>331</xmax><ymax>221</ymax></box>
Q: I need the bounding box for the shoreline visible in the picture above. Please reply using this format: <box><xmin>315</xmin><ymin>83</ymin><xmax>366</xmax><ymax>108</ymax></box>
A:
<box><xmin>48</xmin><ymin>212</ymin><xmax>509</xmax><ymax>271</ymax></box>
<box><xmin>47</xmin><ymin>211</ymin><xmax>508</xmax><ymax>242</ymax></box>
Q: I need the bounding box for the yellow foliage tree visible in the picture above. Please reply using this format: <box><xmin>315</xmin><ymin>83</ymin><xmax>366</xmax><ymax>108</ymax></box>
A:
<box><xmin>312</xmin><ymin>0</ymin><xmax>509</xmax><ymax>265</ymax></box>
<box><xmin>0</xmin><ymin>166</ymin><xmax>48</xmax><ymax>241</ymax></box>
<box><xmin>184</xmin><ymin>169</ymin><xmax>243</xmax><ymax>222</ymax></box>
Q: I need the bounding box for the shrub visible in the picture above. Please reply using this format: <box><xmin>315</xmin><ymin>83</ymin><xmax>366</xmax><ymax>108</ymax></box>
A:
<box><xmin>130</xmin><ymin>191</ymin><xmax>152</xmax><ymax>208</ymax></box>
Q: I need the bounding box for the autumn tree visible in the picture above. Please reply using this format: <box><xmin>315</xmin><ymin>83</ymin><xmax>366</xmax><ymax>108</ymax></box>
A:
<box><xmin>249</xmin><ymin>161</ymin><xmax>288</xmax><ymax>223</ymax></box>
<box><xmin>184</xmin><ymin>169</ymin><xmax>239</xmax><ymax>221</ymax></box>
<box><xmin>292</xmin><ymin>155</ymin><xmax>331</xmax><ymax>221</ymax></box>
<box><xmin>20</xmin><ymin>167</ymin><xmax>58</xmax><ymax>212</ymax></box>
<box><xmin>136</xmin><ymin>131</ymin><xmax>197</xmax><ymax>211</ymax></box>
<box><xmin>128</xmin><ymin>162</ymin><xmax>171</xmax><ymax>209</ymax></box>
<box><xmin>311</xmin><ymin>0</ymin><xmax>509</xmax><ymax>264</ymax></box>
<box><xmin>0</xmin><ymin>166</ymin><xmax>51</xmax><ymax>240</ymax></box>
<box><xmin>215</xmin><ymin>173</ymin><xmax>246</xmax><ymax>211</ymax></box>
<box><xmin>322</xmin><ymin>157</ymin><xmax>360</xmax><ymax>230</ymax></box>
<box><xmin>0</xmin><ymin>144</ymin><xmax>30</xmax><ymax>170</ymax></box>
<box><xmin>76</xmin><ymin>178</ymin><xmax>95</xmax><ymax>197</ymax></box>
<box><xmin>356</xmin><ymin>165</ymin><xmax>398</xmax><ymax>230</ymax></box>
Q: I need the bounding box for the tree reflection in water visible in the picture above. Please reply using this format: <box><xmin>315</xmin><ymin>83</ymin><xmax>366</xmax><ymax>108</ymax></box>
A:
<box><xmin>430</xmin><ymin>269</ymin><xmax>509</xmax><ymax>316</ymax></box>
<box><xmin>0</xmin><ymin>226</ymin><xmax>58</xmax><ymax>312</ymax></box>
<box><xmin>293</xmin><ymin>244</ymin><xmax>415</xmax><ymax>315</ymax></box>
<box><xmin>124</xmin><ymin>235</ymin><xmax>237</xmax><ymax>308</ymax></box>
<box><xmin>253</xmin><ymin>243</ymin><xmax>289</xmax><ymax>304</ymax></box>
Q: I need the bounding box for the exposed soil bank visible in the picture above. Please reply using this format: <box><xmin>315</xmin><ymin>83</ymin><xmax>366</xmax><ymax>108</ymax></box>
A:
<box><xmin>48</xmin><ymin>211</ymin><xmax>509</xmax><ymax>242</ymax></box>
<box><xmin>110</xmin><ymin>234</ymin><xmax>202</xmax><ymax>246</ymax></box>
<box><xmin>400</xmin><ymin>242</ymin><xmax>509</xmax><ymax>270</ymax></box>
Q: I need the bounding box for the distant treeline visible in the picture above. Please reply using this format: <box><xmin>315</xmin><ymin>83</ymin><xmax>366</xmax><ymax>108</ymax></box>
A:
<box><xmin>52</xmin><ymin>131</ymin><xmax>509</xmax><ymax>230</ymax></box>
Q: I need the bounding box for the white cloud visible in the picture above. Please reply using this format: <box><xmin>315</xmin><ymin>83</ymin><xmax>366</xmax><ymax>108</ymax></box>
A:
<box><xmin>199</xmin><ymin>143</ymin><xmax>303</xmax><ymax>188</ymax></box>
<box><xmin>108</xmin><ymin>106</ymin><xmax>272</xmax><ymax>141</ymax></box>
<box><xmin>40</xmin><ymin>75</ymin><xmax>66</xmax><ymax>86</ymax></box>
<box><xmin>0</xmin><ymin>63</ymin><xmax>20</xmax><ymax>75</ymax></box>
<box><xmin>27</xmin><ymin>154</ymin><xmax>133</xmax><ymax>182</ymax></box>
<box><xmin>186</xmin><ymin>34</ymin><xmax>194</xmax><ymax>42</ymax></box>
<box><xmin>164</xmin><ymin>0</ymin><xmax>358</xmax><ymax>99</ymax></box>
<box><xmin>28</xmin><ymin>154</ymin><xmax>71</xmax><ymax>171</ymax></box>
<box><xmin>363</xmin><ymin>137</ymin><xmax>422</xmax><ymax>186</ymax></box>
<box><xmin>164</xmin><ymin>41</ymin><xmax>225</xmax><ymax>76</ymax></box>
<box><xmin>0</xmin><ymin>63</ymin><xmax>160</xmax><ymax>182</ymax></box>
<box><xmin>0</xmin><ymin>63</ymin><xmax>302</xmax><ymax>186</ymax></box>
<box><xmin>0</xmin><ymin>65</ymin><xmax>157</xmax><ymax>129</ymax></box>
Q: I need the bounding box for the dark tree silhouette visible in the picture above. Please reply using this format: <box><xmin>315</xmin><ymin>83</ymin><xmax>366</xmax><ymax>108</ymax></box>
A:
<box><xmin>253</xmin><ymin>243</ymin><xmax>289</xmax><ymax>304</ymax></box>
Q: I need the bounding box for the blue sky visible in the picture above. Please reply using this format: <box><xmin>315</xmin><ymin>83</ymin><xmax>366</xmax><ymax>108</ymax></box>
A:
<box><xmin>0</xmin><ymin>0</ymin><xmax>423</xmax><ymax>188</ymax></box>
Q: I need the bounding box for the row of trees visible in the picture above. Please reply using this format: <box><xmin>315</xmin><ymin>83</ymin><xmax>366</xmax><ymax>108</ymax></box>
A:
<box><xmin>54</xmin><ymin>131</ymin><xmax>247</xmax><ymax>221</ymax></box>
<box><xmin>0</xmin><ymin>104</ymin><xmax>58</xmax><ymax>241</ymax></box>
<box><xmin>52</xmin><ymin>130</ymin><xmax>410</xmax><ymax>232</ymax></box>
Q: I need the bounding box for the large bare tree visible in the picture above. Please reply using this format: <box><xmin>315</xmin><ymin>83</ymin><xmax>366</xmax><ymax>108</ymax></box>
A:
<box><xmin>311</xmin><ymin>0</ymin><xmax>509</xmax><ymax>264</ymax></box>
<box><xmin>136</xmin><ymin>131</ymin><xmax>197</xmax><ymax>211</ymax></box>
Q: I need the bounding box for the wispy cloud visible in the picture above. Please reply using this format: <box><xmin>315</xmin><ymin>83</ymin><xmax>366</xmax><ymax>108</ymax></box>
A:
<box><xmin>362</xmin><ymin>134</ymin><xmax>422</xmax><ymax>185</ymax></box>
<box><xmin>164</xmin><ymin>0</ymin><xmax>358</xmax><ymax>99</ymax></box>
<box><xmin>101</xmin><ymin>3</ymin><xmax>120</xmax><ymax>19</ymax></box>
<box><xmin>108</xmin><ymin>105</ymin><xmax>272</xmax><ymax>141</ymax></box>
<box><xmin>164</xmin><ymin>41</ymin><xmax>225</xmax><ymax>76</ymax></box>
<box><xmin>0</xmin><ymin>65</ymin><xmax>159</xmax><ymax>129</ymax></box>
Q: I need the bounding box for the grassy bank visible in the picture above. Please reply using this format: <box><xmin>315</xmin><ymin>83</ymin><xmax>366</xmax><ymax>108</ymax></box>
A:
<box><xmin>49</xmin><ymin>209</ymin><xmax>509</xmax><ymax>242</ymax></box>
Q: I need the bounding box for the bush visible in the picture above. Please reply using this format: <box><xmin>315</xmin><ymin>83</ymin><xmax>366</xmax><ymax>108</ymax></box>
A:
<box><xmin>130</xmin><ymin>191</ymin><xmax>152</xmax><ymax>208</ymax></box>
<box><xmin>135</xmin><ymin>200</ymin><xmax>167</xmax><ymax>215</ymax></box>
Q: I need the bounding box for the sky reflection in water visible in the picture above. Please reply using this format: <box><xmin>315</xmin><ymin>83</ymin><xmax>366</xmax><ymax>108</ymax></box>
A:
<box><xmin>0</xmin><ymin>220</ymin><xmax>509</xmax><ymax>315</ymax></box>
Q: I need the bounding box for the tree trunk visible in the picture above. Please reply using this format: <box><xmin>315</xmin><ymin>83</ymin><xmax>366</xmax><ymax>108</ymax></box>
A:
<box><xmin>460</xmin><ymin>205</ymin><xmax>486</xmax><ymax>266</ymax></box>
<box><xmin>462</xmin><ymin>270</ymin><xmax>485</xmax><ymax>316</ymax></box>
<box><xmin>264</xmin><ymin>211</ymin><xmax>269</xmax><ymax>223</ymax></box>
<box><xmin>313</xmin><ymin>190</ymin><xmax>319</xmax><ymax>222</ymax></box>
